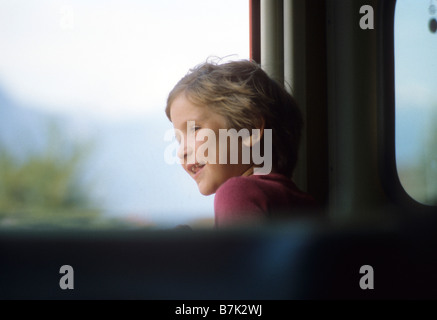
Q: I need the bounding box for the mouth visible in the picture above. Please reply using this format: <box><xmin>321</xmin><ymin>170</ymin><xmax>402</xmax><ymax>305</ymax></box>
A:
<box><xmin>187</xmin><ymin>162</ymin><xmax>206</xmax><ymax>178</ymax></box>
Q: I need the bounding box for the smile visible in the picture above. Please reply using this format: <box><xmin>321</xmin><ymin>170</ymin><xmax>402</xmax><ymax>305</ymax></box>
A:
<box><xmin>188</xmin><ymin>163</ymin><xmax>206</xmax><ymax>177</ymax></box>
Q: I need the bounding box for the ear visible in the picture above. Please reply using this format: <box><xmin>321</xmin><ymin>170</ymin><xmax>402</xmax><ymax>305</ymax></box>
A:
<box><xmin>242</xmin><ymin>118</ymin><xmax>265</xmax><ymax>147</ymax></box>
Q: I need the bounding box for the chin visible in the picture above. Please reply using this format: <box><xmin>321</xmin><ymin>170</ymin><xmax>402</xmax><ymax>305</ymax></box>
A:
<box><xmin>198</xmin><ymin>187</ymin><xmax>214</xmax><ymax>196</ymax></box>
<box><xmin>197</xmin><ymin>182</ymin><xmax>217</xmax><ymax>196</ymax></box>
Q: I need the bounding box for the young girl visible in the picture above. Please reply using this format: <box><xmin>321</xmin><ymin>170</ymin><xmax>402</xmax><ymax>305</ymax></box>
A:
<box><xmin>166</xmin><ymin>59</ymin><xmax>315</xmax><ymax>227</ymax></box>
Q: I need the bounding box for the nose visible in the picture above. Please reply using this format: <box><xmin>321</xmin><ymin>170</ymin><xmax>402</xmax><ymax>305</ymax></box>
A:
<box><xmin>177</xmin><ymin>142</ymin><xmax>186</xmax><ymax>160</ymax></box>
<box><xmin>177</xmin><ymin>139</ymin><xmax>195</xmax><ymax>164</ymax></box>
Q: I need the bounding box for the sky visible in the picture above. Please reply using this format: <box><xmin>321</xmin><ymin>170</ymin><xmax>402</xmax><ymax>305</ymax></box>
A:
<box><xmin>0</xmin><ymin>0</ymin><xmax>249</xmax><ymax>121</ymax></box>
<box><xmin>395</xmin><ymin>0</ymin><xmax>437</xmax><ymax>116</ymax></box>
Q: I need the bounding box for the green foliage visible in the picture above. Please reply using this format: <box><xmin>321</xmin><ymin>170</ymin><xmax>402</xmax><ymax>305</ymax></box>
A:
<box><xmin>0</xmin><ymin>122</ymin><xmax>107</xmax><ymax>228</ymax></box>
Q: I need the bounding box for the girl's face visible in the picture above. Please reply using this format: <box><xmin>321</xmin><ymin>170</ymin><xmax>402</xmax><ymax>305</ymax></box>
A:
<box><xmin>170</xmin><ymin>94</ymin><xmax>252</xmax><ymax>195</ymax></box>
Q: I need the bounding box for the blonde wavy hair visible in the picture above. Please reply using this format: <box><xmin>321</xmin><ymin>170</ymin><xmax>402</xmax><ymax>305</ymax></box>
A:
<box><xmin>165</xmin><ymin>59</ymin><xmax>303</xmax><ymax>177</ymax></box>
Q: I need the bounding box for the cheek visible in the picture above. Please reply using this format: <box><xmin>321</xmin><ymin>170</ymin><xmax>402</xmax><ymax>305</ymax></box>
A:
<box><xmin>193</xmin><ymin>140</ymin><xmax>205</xmax><ymax>162</ymax></box>
<box><xmin>195</xmin><ymin>136</ymin><xmax>219</xmax><ymax>164</ymax></box>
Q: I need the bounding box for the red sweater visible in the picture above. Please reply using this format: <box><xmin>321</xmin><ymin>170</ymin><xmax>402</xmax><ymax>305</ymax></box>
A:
<box><xmin>214</xmin><ymin>173</ymin><xmax>315</xmax><ymax>227</ymax></box>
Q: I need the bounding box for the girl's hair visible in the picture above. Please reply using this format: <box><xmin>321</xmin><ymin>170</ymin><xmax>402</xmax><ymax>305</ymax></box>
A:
<box><xmin>165</xmin><ymin>59</ymin><xmax>303</xmax><ymax>177</ymax></box>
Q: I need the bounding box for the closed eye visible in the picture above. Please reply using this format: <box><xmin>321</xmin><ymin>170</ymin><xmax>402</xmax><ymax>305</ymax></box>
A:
<box><xmin>188</xmin><ymin>125</ymin><xmax>201</xmax><ymax>133</ymax></box>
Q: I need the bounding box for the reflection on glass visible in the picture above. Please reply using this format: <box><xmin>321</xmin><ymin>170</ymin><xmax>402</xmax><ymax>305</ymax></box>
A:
<box><xmin>0</xmin><ymin>1</ymin><xmax>249</xmax><ymax>228</ymax></box>
<box><xmin>395</xmin><ymin>0</ymin><xmax>437</xmax><ymax>205</ymax></box>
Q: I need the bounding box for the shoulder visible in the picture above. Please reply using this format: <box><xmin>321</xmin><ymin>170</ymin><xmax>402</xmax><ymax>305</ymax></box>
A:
<box><xmin>214</xmin><ymin>173</ymin><xmax>316</xmax><ymax>226</ymax></box>
<box><xmin>215</xmin><ymin>173</ymin><xmax>293</xmax><ymax>205</ymax></box>
<box><xmin>214</xmin><ymin>176</ymin><xmax>267</xmax><ymax>223</ymax></box>
<box><xmin>215</xmin><ymin>173</ymin><xmax>315</xmax><ymax>209</ymax></box>
<box><xmin>216</xmin><ymin>175</ymin><xmax>258</xmax><ymax>192</ymax></box>
<box><xmin>215</xmin><ymin>175</ymin><xmax>265</xmax><ymax>204</ymax></box>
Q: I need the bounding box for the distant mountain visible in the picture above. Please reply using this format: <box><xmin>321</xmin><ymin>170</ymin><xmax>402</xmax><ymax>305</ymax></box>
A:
<box><xmin>0</xmin><ymin>87</ymin><xmax>49</xmax><ymax>157</ymax></box>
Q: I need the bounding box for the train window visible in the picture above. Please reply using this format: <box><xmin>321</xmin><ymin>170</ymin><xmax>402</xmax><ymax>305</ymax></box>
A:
<box><xmin>395</xmin><ymin>0</ymin><xmax>437</xmax><ymax>206</ymax></box>
<box><xmin>0</xmin><ymin>1</ymin><xmax>249</xmax><ymax>229</ymax></box>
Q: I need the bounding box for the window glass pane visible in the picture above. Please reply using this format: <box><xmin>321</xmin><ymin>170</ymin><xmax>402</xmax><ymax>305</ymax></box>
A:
<box><xmin>0</xmin><ymin>0</ymin><xmax>249</xmax><ymax>229</ymax></box>
<box><xmin>395</xmin><ymin>0</ymin><xmax>437</xmax><ymax>206</ymax></box>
